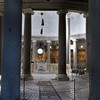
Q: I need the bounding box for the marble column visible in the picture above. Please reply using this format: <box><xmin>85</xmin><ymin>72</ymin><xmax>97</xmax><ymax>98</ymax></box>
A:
<box><xmin>1</xmin><ymin>0</ymin><xmax>22</xmax><ymax>99</ymax></box>
<box><xmin>32</xmin><ymin>40</ymin><xmax>36</xmax><ymax>63</ymax></box>
<box><xmin>23</xmin><ymin>13</ymin><xmax>32</xmax><ymax>79</ymax></box>
<box><xmin>85</xmin><ymin>15</ymin><xmax>89</xmax><ymax>72</ymax></box>
<box><xmin>0</xmin><ymin>15</ymin><xmax>3</xmax><ymax>75</ymax></box>
<box><xmin>88</xmin><ymin>0</ymin><xmax>100</xmax><ymax>99</ymax></box>
<box><xmin>66</xmin><ymin>18</ymin><xmax>70</xmax><ymax>65</ymax></box>
<box><xmin>47</xmin><ymin>41</ymin><xmax>51</xmax><ymax>66</ymax></box>
<box><xmin>73</xmin><ymin>39</ymin><xmax>77</xmax><ymax>70</ymax></box>
<box><xmin>57</xmin><ymin>10</ymin><xmax>69</xmax><ymax>81</ymax></box>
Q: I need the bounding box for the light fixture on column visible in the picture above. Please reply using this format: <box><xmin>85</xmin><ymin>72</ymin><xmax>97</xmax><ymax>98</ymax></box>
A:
<box><xmin>81</xmin><ymin>45</ymin><xmax>83</xmax><ymax>48</ymax></box>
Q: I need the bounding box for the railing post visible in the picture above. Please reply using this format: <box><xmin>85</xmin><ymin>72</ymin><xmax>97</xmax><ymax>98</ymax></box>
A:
<box><xmin>74</xmin><ymin>79</ymin><xmax>75</xmax><ymax>100</ymax></box>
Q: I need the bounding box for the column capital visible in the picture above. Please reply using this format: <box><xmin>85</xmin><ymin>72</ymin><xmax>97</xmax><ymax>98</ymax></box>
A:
<box><xmin>32</xmin><ymin>40</ymin><xmax>37</xmax><ymax>43</ymax></box>
<box><xmin>73</xmin><ymin>39</ymin><xmax>77</xmax><ymax>42</ymax></box>
<box><xmin>83</xmin><ymin>12</ymin><xmax>89</xmax><ymax>18</ymax></box>
<box><xmin>0</xmin><ymin>12</ymin><xmax>3</xmax><ymax>16</ymax></box>
<box><xmin>22</xmin><ymin>8</ymin><xmax>34</xmax><ymax>15</ymax></box>
<box><xmin>47</xmin><ymin>40</ymin><xmax>51</xmax><ymax>43</ymax></box>
<box><xmin>57</xmin><ymin>9</ymin><xmax>68</xmax><ymax>15</ymax></box>
<box><xmin>70</xmin><ymin>38</ymin><xmax>77</xmax><ymax>42</ymax></box>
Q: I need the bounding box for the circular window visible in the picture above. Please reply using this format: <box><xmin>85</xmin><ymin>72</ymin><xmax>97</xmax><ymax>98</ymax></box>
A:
<box><xmin>37</xmin><ymin>48</ymin><xmax>43</xmax><ymax>54</ymax></box>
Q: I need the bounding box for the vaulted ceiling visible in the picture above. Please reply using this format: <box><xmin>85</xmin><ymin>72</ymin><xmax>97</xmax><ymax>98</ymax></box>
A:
<box><xmin>23</xmin><ymin>0</ymin><xmax>88</xmax><ymax>12</ymax></box>
<box><xmin>0</xmin><ymin>0</ymin><xmax>88</xmax><ymax>13</ymax></box>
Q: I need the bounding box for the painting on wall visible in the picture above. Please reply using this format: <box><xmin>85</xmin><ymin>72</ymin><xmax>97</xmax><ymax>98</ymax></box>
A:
<box><xmin>77</xmin><ymin>49</ymin><xmax>86</xmax><ymax>70</ymax></box>
<box><xmin>78</xmin><ymin>49</ymin><xmax>86</xmax><ymax>63</ymax></box>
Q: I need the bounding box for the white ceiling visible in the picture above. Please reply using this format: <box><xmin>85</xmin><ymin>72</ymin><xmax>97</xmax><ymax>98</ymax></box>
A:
<box><xmin>22</xmin><ymin>11</ymin><xmax>86</xmax><ymax>37</ymax></box>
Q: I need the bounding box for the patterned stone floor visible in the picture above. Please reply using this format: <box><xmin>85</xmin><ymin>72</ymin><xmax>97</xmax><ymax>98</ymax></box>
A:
<box><xmin>0</xmin><ymin>73</ymin><xmax>89</xmax><ymax>100</ymax></box>
<box><xmin>38</xmin><ymin>81</ymin><xmax>62</xmax><ymax>100</ymax></box>
<box><xmin>20</xmin><ymin>73</ymin><xmax>89</xmax><ymax>100</ymax></box>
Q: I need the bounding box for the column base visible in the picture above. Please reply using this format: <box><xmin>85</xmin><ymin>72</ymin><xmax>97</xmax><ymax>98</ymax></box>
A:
<box><xmin>21</xmin><ymin>74</ymin><xmax>33</xmax><ymax>80</ymax></box>
<box><xmin>0</xmin><ymin>96</ymin><xmax>21</xmax><ymax>100</ymax></box>
<box><xmin>56</xmin><ymin>74</ymin><xmax>69</xmax><ymax>81</ymax></box>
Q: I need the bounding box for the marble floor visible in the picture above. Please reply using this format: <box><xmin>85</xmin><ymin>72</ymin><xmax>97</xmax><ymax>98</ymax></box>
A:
<box><xmin>20</xmin><ymin>73</ymin><xmax>89</xmax><ymax>100</ymax></box>
<box><xmin>0</xmin><ymin>73</ymin><xmax>89</xmax><ymax>100</ymax></box>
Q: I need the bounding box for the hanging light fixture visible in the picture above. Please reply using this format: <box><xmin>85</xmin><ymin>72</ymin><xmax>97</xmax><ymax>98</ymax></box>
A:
<box><xmin>41</xmin><ymin>19</ymin><xmax>44</xmax><ymax>26</ymax></box>
<box><xmin>40</xmin><ymin>12</ymin><xmax>44</xmax><ymax>34</ymax></box>
<box><xmin>41</xmin><ymin>12</ymin><xmax>43</xmax><ymax>16</ymax></box>
<box><xmin>40</xmin><ymin>28</ymin><xmax>43</xmax><ymax>34</ymax></box>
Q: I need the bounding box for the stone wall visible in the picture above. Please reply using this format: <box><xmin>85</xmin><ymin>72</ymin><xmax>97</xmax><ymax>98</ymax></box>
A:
<box><xmin>31</xmin><ymin>63</ymin><xmax>72</xmax><ymax>74</ymax></box>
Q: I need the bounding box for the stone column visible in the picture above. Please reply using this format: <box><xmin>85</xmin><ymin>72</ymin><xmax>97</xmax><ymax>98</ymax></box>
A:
<box><xmin>66</xmin><ymin>17</ymin><xmax>71</xmax><ymax>73</ymax></box>
<box><xmin>32</xmin><ymin>40</ymin><xmax>36</xmax><ymax>63</ymax></box>
<box><xmin>57</xmin><ymin>10</ymin><xmax>69</xmax><ymax>81</ymax></box>
<box><xmin>47</xmin><ymin>41</ymin><xmax>51</xmax><ymax>66</ymax></box>
<box><xmin>66</xmin><ymin>18</ymin><xmax>70</xmax><ymax>65</ymax></box>
<box><xmin>0</xmin><ymin>15</ymin><xmax>3</xmax><ymax>75</ymax></box>
<box><xmin>88</xmin><ymin>0</ymin><xmax>100</xmax><ymax>99</ymax></box>
<box><xmin>73</xmin><ymin>39</ymin><xmax>77</xmax><ymax>70</ymax></box>
<box><xmin>31</xmin><ymin>40</ymin><xmax>36</xmax><ymax>73</ymax></box>
<box><xmin>23</xmin><ymin>12</ymin><xmax>32</xmax><ymax>79</ymax></box>
<box><xmin>1</xmin><ymin>0</ymin><xmax>22</xmax><ymax>99</ymax></box>
<box><xmin>85</xmin><ymin>15</ymin><xmax>89</xmax><ymax>72</ymax></box>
